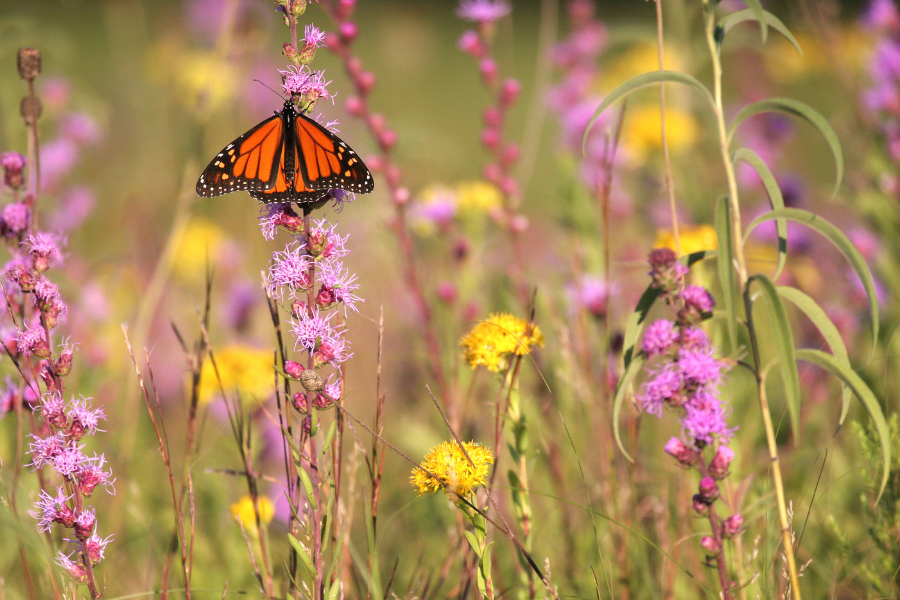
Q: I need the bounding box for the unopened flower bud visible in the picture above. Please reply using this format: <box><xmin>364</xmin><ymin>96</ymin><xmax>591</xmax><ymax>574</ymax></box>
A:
<box><xmin>284</xmin><ymin>360</ymin><xmax>305</xmax><ymax>379</ymax></box>
<box><xmin>437</xmin><ymin>281</ymin><xmax>457</xmax><ymax>305</ymax></box>
<box><xmin>17</xmin><ymin>48</ymin><xmax>41</xmax><ymax>81</ymax></box>
<box><xmin>55</xmin><ymin>348</ymin><xmax>74</xmax><ymax>377</ymax></box>
<box><xmin>74</xmin><ymin>510</ymin><xmax>96</xmax><ymax>538</ymax></box>
<box><xmin>458</xmin><ymin>30</ymin><xmax>486</xmax><ymax>58</ymax></box>
<box><xmin>700</xmin><ymin>536</ymin><xmax>721</xmax><ymax>557</ymax></box>
<box><xmin>483</xmin><ymin>107</ymin><xmax>502</xmax><ymax>128</ymax></box>
<box><xmin>32</xmin><ymin>339</ymin><xmax>51</xmax><ymax>359</ymax></box>
<box><xmin>692</xmin><ymin>494</ymin><xmax>709</xmax><ymax>516</ymax></box>
<box><xmin>358</xmin><ymin>71</ymin><xmax>376</xmax><ymax>94</ymax></box>
<box><xmin>721</xmin><ymin>513</ymin><xmax>743</xmax><ymax>538</ymax></box>
<box><xmin>292</xmin><ymin>391</ymin><xmax>309</xmax><ymax>414</ymax></box>
<box><xmin>379</xmin><ymin>129</ymin><xmax>397</xmax><ymax>151</ymax></box>
<box><xmin>664</xmin><ymin>437</ymin><xmax>697</xmax><ymax>468</ymax></box>
<box><xmin>339</xmin><ymin>21</ymin><xmax>358</xmax><ymax>42</ymax></box>
<box><xmin>648</xmin><ymin>248</ymin><xmax>688</xmax><ymax>296</ymax></box>
<box><xmin>698</xmin><ymin>476</ymin><xmax>719</xmax><ymax>502</ymax></box>
<box><xmin>499</xmin><ymin>78</ymin><xmax>521</xmax><ymax>106</ymax></box>
<box><xmin>40</xmin><ymin>365</ymin><xmax>59</xmax><ymax>393</ymax></box>
<box><xmin>479</xmin><ymin>58</ymin><xmax>497</xmax><ymax>86</ymax></box>
<box><xmin>708</xmin><ymin>445</ymin><xmax>734</xmax><ymax>479</ymax></box>
<box><xmin>346</xmin><ymin>96</ymin><xmax>365</xmax><ymax>116</ymax></box>
<box><xmin>2</xmin><ymin>152</ymin><xmax>26</xmax><ymax>190</ymax></box>
<box><xmin>283</xmin><ymin>43</ymin><xmax>298</xmax><ymax>63</ymax></box>
<box><xmin>313</xmin><ymin>392</ymin><xmax>333</xmax><ymax>410</ymax></box>
<box><xmin>312</xmin><ymin>344</ymin><xmax>335</xmax><ymax>369</ymax></box>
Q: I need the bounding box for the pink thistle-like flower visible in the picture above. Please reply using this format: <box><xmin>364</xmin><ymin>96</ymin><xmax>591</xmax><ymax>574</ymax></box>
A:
<box><xmin>267</xmin><ymin>241</ymin><xmax>314</xmax><ymax>299</ymax></box>
<box><xmin>679</xmin><ymin>327</ymin><xmax>710</xmax><ymax>351</ymax></box>
<box><xmin>280</xmin><ymin>65</ymin><xmax>333</xmax><ymax>105</ymax></box>
<box><xmin>2</xmin><ymin>202</ymin><xmax>30</xmax><ymax>235</ymax></box>
<box><xmin>721</xmin><ymin>513</ymin><xmax>743</xmax><ymax>538</ymax></box>
<box><xmin>677</xmin><ymin>348</ymin><xmax>723</xmax><ymax>389</ymax></box>
<box><xmin>323</xmin><ymin>374</ymin><xmax>342</xmax><ymax>401</ymax></box>
<box><xmin>30</xmin><ymin>486</ymin><xmax>75</xmax><ymax>531</ymax></box>
<box><xmin>52</xmin><ymin>443</ymin><xmax>87</xmax><ymax>478</ymax></box>
<box><xmin>683</xmin><ymin>390</ymin><xmax>735</xmax><ymax>448</ymax></box>
<box><xmin>456</xmin><ymin>0</ymin><xmax>512</xmax><ymax>24</ymax></box>
<box><xmin>24</xmin><ymin>232</ymin><xmax>64</xmax><ymax>272</ymax></box>
<box><xmin>40</xmin><ymin>392</ymin><xmax>69</xmax><ymax>430</ymax></box>
<box><xmin>34</xmin><ymin>276</ymin><xmax>60</xmax><ymax>305</ymax></box>
<box><xmin>310</xmin><ymin>218</ymin><xmax>350</xmax><ymax>258</ymax></box>
<box><xmin>29</xmin><ymin>432</ymin><xmax>67</xmax><ymax>469</ymax></box>
<box><xmin>74</xmin><ymin>508</ymin><xmax>96</xmax><ymax>538</ymax></box>
<box><xmin>291</xmin><ymin>309</ymin><xmax>339</xmax><ymax>353</ymax></box>
<box><xmin>1</xmin><ymin>151</ymin><xmax>26</xmax><ymax>172</ymax></box>
<box><xmin>318</xmin><ymin>259</ymin><xmax>361</xmax><ymax>314</ymax></box>
<box><xmin>17</xmin><ymin>327</ymin><xmax>49</xmax><ymax>357</ymax></box>
<box><xmin>566</xmin><ymin>275</ymin><xmax>614</xmax><ymax>318</ymax></box>
<box><xmin>636</xmin><ymin>364</ymin><xmax>682</xmax><ymax>416</ymax></box>
<box><xmin>76</xmin><ymin>454</ymin><xmax>114</xmax><ymax>497</ymax></box>
<box><xmin>55</xmin><ymin>552</ymin><xmax>89</xmax><ymax>583</ymax></box>
<box><xmin>0</xmin><ymin>376</ymin><xmax>19</xmax><ymax>418</ymax></box>
<box><xmin>259</xmin><ymin>203</ymin><xmax>303</xmax><ymax>239</ymax></box>
<box><xmin>82</xmin><ymin>533</ymin><xmax>113</xmax><ymax>565</ymax></box>
<box><xmin>708</xmin><ymin>445</ymin><xmax>734</xmax><ymax>479</ymax></box>
<box><xmin>67</xmin><ymin>396</ymin><xmax>106</xmax><ymax>439</ymax></box>
<box><xmin>642</xmin><ymin>319</ymin><xmax>679</xmax><ymax>357</ymax></box>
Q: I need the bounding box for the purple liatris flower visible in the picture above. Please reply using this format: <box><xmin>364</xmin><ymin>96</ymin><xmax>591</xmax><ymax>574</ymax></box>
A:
<box><xmin>456</xmin><ymin>0</ymin><xmax>512</xmax><ymax>24</ymax></box>
<box><xmin>642</xmin><ymin>319</ymin><xmax>678</xmax><ymax>357</ymax></box>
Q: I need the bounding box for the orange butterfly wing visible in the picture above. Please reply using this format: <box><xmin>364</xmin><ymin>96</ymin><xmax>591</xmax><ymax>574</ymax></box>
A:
<box><xmin>249</xmin><ymin>139</ymin><xmax>329</xmax><ymax>204</ymax></box>
<box><xmin>196</xmin><ymin>114</ymin><xmax>284</xmax><ymax>197</ymax></box>
<box><xmin>294</xmin><ymin>113</ymin><xmax>374</xmax><ymax>194</ymax></box>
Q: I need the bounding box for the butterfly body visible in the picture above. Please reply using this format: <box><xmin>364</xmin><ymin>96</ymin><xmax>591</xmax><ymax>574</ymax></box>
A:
<box><xmin>196</xmin><ymin>99</ymin><xmax>373</xmax><ymax>204</ymax></box>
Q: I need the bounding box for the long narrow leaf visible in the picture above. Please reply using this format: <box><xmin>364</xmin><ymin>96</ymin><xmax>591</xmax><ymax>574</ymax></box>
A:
<box><xmin>795</xmin><ymin>349</ymin><xmax>891</xmax><ymax>503</ymax></box>
<box><xmin>612</xmin><ymin>353</ymin><xmax>645</xmax><ymax>462</ymax></box>
<box><xmin>583</xmin><ymin>71</ymin><xmax>714</xmax><ymax>155</ymax></box>
<box><xmin>718</xmin><ymin>8</ymin><xmax>801</xmax><ymax>52</ymax></box>
<box><xmin>777</xmin><ymin>286</ymin><xmax>853</xmax><ymax>422</ymax></box>
<box><xmin>746</xmin><ymin>208</ymin><xmax>879</xmax><ymax>354</ymax></box>
<box><xmin>733</xmin><ymin>147</ymin><xmax>787</xmax><ymax>280</ymax></box>
<box><xmin>727</xmin><ymin>98</ymin><xmax>843</xmax><ymax>197</ymax></box>
<box><xmin>751</xmin><ymin>275</ymin><xmax>801</xmax><ymax>439</ymax></box>
<box><xmin>715</xmin><ymin>196</ymin><xmax>739</xmax><ymax>352</ymax></box>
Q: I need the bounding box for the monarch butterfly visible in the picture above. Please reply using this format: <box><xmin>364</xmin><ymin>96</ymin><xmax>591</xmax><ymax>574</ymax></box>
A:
<box><xmin>196</xmin><ymin>99</ymin><xmax>374</xmax><ymax>204</ymax></box>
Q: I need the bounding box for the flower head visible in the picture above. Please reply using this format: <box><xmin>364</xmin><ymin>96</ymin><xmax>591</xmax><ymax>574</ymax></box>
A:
<box><xmin>460</xmin><ymin>313</ymin><xmax>544</xmax><ymax>372</ymax></box>
<box><xmin>411</xmin><ymin>440</ymin><xmax>494</xmax><ymax>496</ymax></box>
<box><xmin>456</xmin><ymin>0</ymin><xmax>512</xmax><ymax>24</ymax></box>
<box><xmin>230</xmin><ymin>495</ymin><xmax>275</xmax><ymax>536</ymax></box>
<box><xmin>280</xmin><ymin>65</ymin><xmax>332</xmax><ymax>106</ymax></box>
<box><xmin>197</xmin><ymin>345</ymin><xmax>275</xmax><ymax>405</ymax></box>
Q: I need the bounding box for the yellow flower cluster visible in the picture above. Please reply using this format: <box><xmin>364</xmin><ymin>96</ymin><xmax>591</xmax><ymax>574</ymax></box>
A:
<box><xmin>197</xmin><ymin>345</ymin><xmax>275</xmax><ymax>405</ymax></box>
<box><xmin>230</xmin><ymin>495</ymin><xmax>275</xmax><ymax>535</ymax></box>
<box><xmin>460</xmin><ymin>313</ymin><xmax>544</xmax><ymax>372</ymax></box>
<box><xmin>411</xmin><ymin>441</ymin><xmax>495</xmax><ymax>497</ymax></box>
<box><xmin>654</xmin><ymin>224</ymin><xmax>718</xmax><ymax>256</ymax></box>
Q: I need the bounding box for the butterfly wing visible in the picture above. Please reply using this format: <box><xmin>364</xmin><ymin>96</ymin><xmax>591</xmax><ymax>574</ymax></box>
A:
<box><xmin>196</xmin><ymin>113</ymin><xmax>285</xmax><ymax>197</ymax></box>
<box><xmin>248</xmin><ymin>138</ymin><xmax>329</xmax><ymax>204</ymax></box>
<box><xmin>294</xmin><ymin>113</ymin><xmax>374</xmax><ymax>194</ymax></box>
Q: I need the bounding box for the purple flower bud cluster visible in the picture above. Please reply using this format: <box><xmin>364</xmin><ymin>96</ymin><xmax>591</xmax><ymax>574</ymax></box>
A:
<box><xmin>265</xmin><ymin>213</ymin><xmax>359</xmax><ymax>412</ymax></box>
<box><xmin>456</xmin><ymin>0</ymin><xmax>523</xmax><ymax>210</ymax></box>
<box><xmin>861</xmin><ymin>0</ymin><xmax>900</xmax><ymax>163</ymax></box>
<box><xmin>638</xmin><ymin>248</ymin><xmax>741</xmax><ymax>556</ymax></box>
<box><xmin>548</xmin><ymin>0</ymin><xmax>613</xmax><ymax>192</ymax></box>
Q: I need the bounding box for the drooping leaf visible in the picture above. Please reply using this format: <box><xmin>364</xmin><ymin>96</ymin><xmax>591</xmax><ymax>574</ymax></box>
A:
<box><xmin>727</xmin><ymin>98</ymin><xmax>843</xmax><ymax>197</ymax></box>
<box><xmin>746</xmin><ymin>208</ymin><xmax>879</xmax><ymax>355</ymax></box>
<box><xmin>718</xmin><ymin>8</ymin><xmax>802</xmax><ymax>53</ymax></box>
<box><xmin>612</xmin><ymin>353</ymin><xmax>645</xmax><ymax>463</ymax></box>
<box><xmin>751</xmin><ymin>274</ymin><xmax>801</xmax><ymax>439</ymax></box>
<box><xmin>777</xmin><ymin>286</ymin><xmax>853</xmax><ymax>422</ymax></box>
<box><xmin>795</xmin><ymin>349</ymin><xmax>891</xmax><ymax>503</ymax></box>
<box><xmin>733</xmin><ymin>147</ymin><xmax>787</xmax><ymax>280</ymax></box>
<box><xmin>583</xmin><ymin>71</ymin><xmax>714</xmax><ymax>155</ymax></box>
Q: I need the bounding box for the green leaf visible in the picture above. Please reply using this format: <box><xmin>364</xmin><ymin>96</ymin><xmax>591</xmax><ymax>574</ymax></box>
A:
<box><xmin>795</xmin><ymin>349</ymin><xmax>891</xmax><ymax>503</ymax></box>
<box><xmin>327</xmin><ymin>578</ymin><xmax>341</xmax><ymax>600</ymax></box>
<box><xmin>718</xmin><ymin>8</ymin><xmax>802</xmax><ymax>52</ymax></box>
<box><xmin>321</xmin><ymin>420</ymin><xmax>337</xmax><ymax>457</ymax></box>
<box><xmin>288</xmin><ymin>534</ymin><xmax>316</xmax><ymax>579</ymax></box>
<box><xmin>745</xmin><ymin>208</ymin><xmax>879</xmax><ymax>354</ymax></box>
<box><xmin>715</xmin><ymin>196</ymin><xmax>739</xmax><ymax>352</ymax></box>
<box><xmin>612</xmin><ymin>353</ymin><xmax>645</xmax><ymax>463</ymax></box>
<box><xmin>777</xmin><ymin>286</ymin><xmax>853</xmax><ymax>422</ymax></box>
<box><xmin>727</xmin><ymin>98</ymin><xmax>843</xmax><ymax>197</ymax></box>
<box><xmin>584</xmin><ymin>71</ymin><xmax>714</xmax><ymax>155</ymax></box>
<box><xmin>741</xmin><ymin>0</ymin><xmax>768</xmax><ymax>42</ymax></box>
<box><xmin>750</xmin><ymin>275</ymin><xmax>801</xmax><ymax>439</ymax></box>
<box><xmin>463</xmin><ymin>530</ymin><xmax>482</xmax><ymax>558</ymax></box>
<box><xmin>733</xmin><ymin>147</ymin><xmax>787</xmax><ymax>280</ymax></box>
<box><xmin>362</xmin><ymin>498</ymin><xmax>383</xmax><ymax>599</ymax></box>
<box><xmin>298</xmin><ymin>467</ymin><xmax>316</xmax><ymax>511</ymax></box>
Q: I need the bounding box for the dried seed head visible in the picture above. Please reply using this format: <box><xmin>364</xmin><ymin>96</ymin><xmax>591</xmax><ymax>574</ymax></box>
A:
<box><xmin>299</xmin><ymin>369</ymin><xmax>323</xmax><ymax>393</ymax></box>
<box><xmin>17</xmin><ymin>48</ymin><xmax>41</xmax><ymax>81</ymax></box>
<box><xmin>21</xmin><ymin>96</ymin><xmax>42</xmax><ymax>125</ymax></box>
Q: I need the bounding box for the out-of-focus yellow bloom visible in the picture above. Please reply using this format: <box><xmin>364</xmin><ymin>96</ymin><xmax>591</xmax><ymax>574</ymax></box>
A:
<box><xmin>655</xmin><ymin>224</ymin><xmax>718</xmax><ymax>256</ymax></box>
<box><xmin>198</xmin><ymin>345</ymin><xmax>274</xmax><ymax>405</ymax></box>
<box><xmin>411</xmin><ymin>441</ymin><xmax>494</xmax><ymax>497</ymax></box>
<box><xmin>763</xmin><ymin>31</ymin><xmax>828</xmax><ymax>82</ymax></box>
<box><xmin>600</xmin><ymin>43</ymin><xmax>682</xmax><ymax>93</ymax></box>
<box><xmin>230</xmin><ymin>495</ymin><xmax>275</xmax><ymax>536</ymax></box>
<box><xmin>147</xmin><ymin>41</ymin><xmax>237</xmax><ymax>112</ymax></box>
<box><xmin>621</xmin><ymin>105</ymin><xmax>698</xmax><ymax>160</ymax></box>
<box><xmin>460</xmin><ymin>313</ymin><xmax>544</xmax><ymax>372</ymax></box>
<box><xmin>172</xmin><ymin>218</ymin><xmax>225</xmax><ymax>282</ymax></box>
<box><xmin>456</xmin><ymin>181</ymin><xmax>502</xmax><ymax>214</ymax></box>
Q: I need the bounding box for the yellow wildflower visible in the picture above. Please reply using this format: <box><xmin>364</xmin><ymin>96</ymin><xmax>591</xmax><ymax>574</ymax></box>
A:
<box><xmin>762</xmin><ymin>31</ymin><xmax>828</xmax><ymax>83</ymax></box>
<box><xmin>147</xmin><ymin>41</ymin><xmax>237</xmax><ymax>112</ymax></box>
<box><xmin>654</xmin><ymin>224</ymin><xmax>718</xmax><ymax>256</ymax></box>
<box><xmin>411</xmin><ymin>441</ymin><xmax>495</xmax><ymax>497</ymax></box>
<box><xmin>197</xmin><ymin>345</ymin><xmax>274</xmax><ymax>405</ymax></box>
<box><xmin>230</xmin><ymin>495</ymin><xmax>275</xmax><ymax>536</ymax></box>
<box><xmin>456</xmin><ymin>181</ymin><xmax>502</xmax><ymax>214</ymax></box>
<box><xmin>460</xmin><ymin>313</ymin><xmax>544</xmax><ymax>372</ymax></box>
<box><xmin>172</xmin><ymin>218</ymin><xmax>225</xmax><ymax>282</ymax></box>
<box><xmin>621</xmin><ymin>104</ymin><xmax>698</xmax><ymax>161</ymax></box>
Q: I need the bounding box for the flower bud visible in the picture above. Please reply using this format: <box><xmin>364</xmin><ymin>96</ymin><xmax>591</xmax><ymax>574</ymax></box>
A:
<box><xmin>292</xmin><ymin>391</ymin><xmax>309</xmax><ymax>414</ymax></box>
<box><xmin>698</xmin><ymin>476</ymin><xmax>719</xmax><ymax>502</ymax></box>
<box><xmin>74</xmin><ymin>510</ymin><xmax>96</xmax><ymax>538</ymax></box>
<box><xmin>2</xmin><ymin>152</ymin><xmax>26</xmax><ymax>190</ymax></box>
<box><xmin>313</xmin><ymin>392</ymin><xmax>333</xmax><ymax>410</ymax></box>
<box><xmin>700</xmin><ymin>536</ymin><xmax>721</xmax><ymax>557</ymax></box>
<box><xmin>692</xmin><ymin>494</ymin><xmax>709</xmax><ymax>516</ymax></box>
<box><xmin>40</xmin><ymin>365</ymin><xmax>59</xmax><ymax>393</ymax></box>
<box><xmin>345</xmin><ymin>96</ymin><xmax>365</xmax><ymax>117</ymax></box>
<box><xmin>21</xmin><ymin>96</ymin><xmax>42</xmax><ymax>126</ymax></box>
<box><xmin>479</xmin><ymin>58</ymin><xmax>498</xmax><ymax>87</ymax></box>
<box><xmin>316</xmin><ymin>284</ymin><xmax>336</xmax><ymax>309</ymax></box>
<box><xmin>437</xmin><ymin>281</ymin><xmax>457</xmax><ymax>305</ymax></box>
<box><xmin>357</xmin><ymin>71</ymin><xmax>376</xmax><ymax>95</ymax></box>
<box><xmin>283</xmin><ymin>43</ymin><xmax>298</xmax><ymax>62</ymax></box>
<box><xmin>17</xmin><ymin>48</ymin><xmax>41</xmax><ymax>81</ymax></box>
<box><xmin>499</xmin><ymin>78</ymin><xmax>521</xmax><ymax>106</ymax></box>
<box><xmin>481</xmin><ymin>127</ymin><xmax>500</xmax><ymax>150</ymax></box>
<box><xmin>664</xmin><ymin>437</ymin><xmax>697</xmax><ymax>468</ymax></box>
<box><xmin>483</xmin><ymin>107</ymin><xmax>502</xmax><ymax>128</ymax></box>
<box><xmin>721</xmin><ymin>513</ymin><xmax>743</xmax><ymax>538</ymax></box>
<box><xmin>458</xmin><ymin>30</ymin><xmax>486</xmax><ymax>58</ymax></box>
<box><xmin>284</xmin><ymin>360</ymin><xmax>305</xmax><ymax>379</ymax></box>
<box><xmin>708</xmin><ymin>445</ymin><xmax>734</xmax><ymax>479</ymax></box>
<box><xmin>339</xmin><ymin>21</ymin><xmax>358</xmax><ymax>43</ymax></box>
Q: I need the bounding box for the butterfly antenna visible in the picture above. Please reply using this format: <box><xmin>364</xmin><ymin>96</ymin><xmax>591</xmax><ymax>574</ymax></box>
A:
<box><xmin>253</xmin><ymin>79</ymin><xmax>285</xmax><ymax>101</ymax></box>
